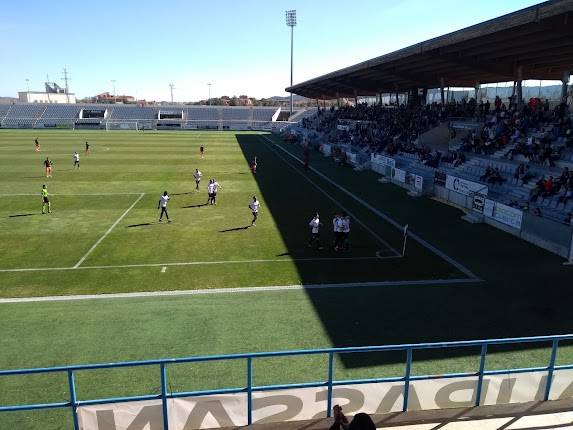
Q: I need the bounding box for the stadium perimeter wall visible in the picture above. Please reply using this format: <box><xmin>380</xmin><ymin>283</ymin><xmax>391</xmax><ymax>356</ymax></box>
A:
<box><xmin>317</xmin><ymin>142</ymin><xmax>573</xmax><ymax>261</ymax></box>
<box><xmin>433</xmin><ymin>185</ymin><xmax>573</xmax><ymax>259</ymax></box>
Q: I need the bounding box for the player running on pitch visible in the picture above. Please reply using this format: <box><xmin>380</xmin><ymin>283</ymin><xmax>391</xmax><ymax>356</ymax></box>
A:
<box><xmin>211</xmin><ymin>179</ymin><xmax>221</xmax><ymax>205</ymax></box>
<box><xmin>44</xmin><ymin>157</ymin><xmax>53</xmax><ymax>178</ymax></box>
<box><xmin>41</xmin><ymin>185</ymin><xmax>51</xmax><ymax>214</ymax></box>
<box><xmin>308</xmin><ymin>213</ymin><xmax>323</xmax><ymax>250</ymax></box>
<box><xmin>200</xmin><ymin>145</ymin><xmax>204</xmax><ymax>158</ymax></box>
<box><xmin>34</xmin><ymin>138</ymin><xmax>41</xmax><ymax>152</ymax></box>
<box><xmin>73</xmin><ymin>152</ymin><xmax>80</xmax><ymax>169</ymax></box>
<box><xmin>193</xmin><ymin>169</ymin><xmax>202</xmax><ymax>191</ymax></box>
<box><xmin>249</xmin><ymin>196</ymin><xmax>260</xmax><ymax>226</ymax></box>
<box><xmin>250</xmin><ymin>156</ymin><xmax>257</xmax><ymax>174</ymax></box>
<box><xmin>85</xmin><ymin>141</ymin><xmax>91</xmax><ymax>155</ymax></box>
<box><xmin>303</xmin><ymin>146</ymin><xmax>310</xmax><ymax>170</ymax></box>
<box><xmin>207</xmin><ymin>179</ymin><xmax>215</xmax><ymax>205</ymax></box>
<box><xmin>158</xmin><ymin>191</ymin><xmax>171</xmax><ymax>223</ymax></box>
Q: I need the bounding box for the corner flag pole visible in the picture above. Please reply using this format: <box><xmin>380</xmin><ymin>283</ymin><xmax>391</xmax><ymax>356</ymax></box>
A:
<box><xmin>402</xmin><ymin>224</ymin><xmax>409</xmax><ymax>257</ymax></box>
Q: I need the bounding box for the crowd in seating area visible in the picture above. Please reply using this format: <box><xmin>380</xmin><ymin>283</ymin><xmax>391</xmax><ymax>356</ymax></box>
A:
<box><xmin>458</xmin><ymin>96</ymin><xmax>572</xmax><ymax>159</ymax></box>
<box><xmin>302</xmin><ymin>102</ymin><xmax>475</xmax><ymax>166</ymax></box>
<box><xmin>297</xmin><ymin>96</ymin><xmax>573</xmax><ymax>226</ymax></box>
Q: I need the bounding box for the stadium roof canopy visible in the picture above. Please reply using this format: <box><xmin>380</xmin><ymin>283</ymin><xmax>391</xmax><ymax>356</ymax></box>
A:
<box><xmin>286</xmin><ymin>0</ymin><xmax>573</xmax><ymax>99</ymax></box>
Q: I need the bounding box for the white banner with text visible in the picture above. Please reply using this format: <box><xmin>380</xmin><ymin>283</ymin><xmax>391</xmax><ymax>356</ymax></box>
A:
<box><xmin>446</xmin><ymin>175</ymin><xmax>488</xmax><ymax>196</ymax></box>
<box><xmin>77</xmin><ymin>370</ymin><xmax>573</xmax><ymax>429</ymax></box>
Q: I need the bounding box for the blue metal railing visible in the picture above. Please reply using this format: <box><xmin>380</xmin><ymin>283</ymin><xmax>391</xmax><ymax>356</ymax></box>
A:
<box><xmin>1</xmin><ymin>334</ymin><xmax>573</xmax><ymax>430</ymax></box>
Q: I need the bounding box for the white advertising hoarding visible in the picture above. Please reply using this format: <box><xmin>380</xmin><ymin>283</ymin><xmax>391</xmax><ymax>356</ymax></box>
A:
<box><xmin>446</xmin><ymin>175</ymin><xmax>488</xmax><ymax>196</ymax></box>
<box><xmin>77</xmin><ymin>370</ymin><xmax>573</xmax><ymax>429</ymax></box>
<box><xmin>391</xmin><ymin>168</ymin><xmax>406</xmax><ymax>183</ymax></box>
<box><xmin>472</xmin><ymin>195</ymin><xmax>523</xmax><ymax>230</ymax></box>
<box><xmin>371</xmin><ymin>154</ymin><xmax>396</xmax><ymax>168</ymax></box>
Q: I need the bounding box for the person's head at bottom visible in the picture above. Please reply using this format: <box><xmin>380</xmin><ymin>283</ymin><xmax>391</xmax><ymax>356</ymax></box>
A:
<box><xmin>348</xmin><ymin>413</ymin><xmax>375</xmax><ymax>430</ymax></box>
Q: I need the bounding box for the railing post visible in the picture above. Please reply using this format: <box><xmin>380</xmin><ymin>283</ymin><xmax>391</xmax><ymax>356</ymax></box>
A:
<box><xmin>160</xmin><ymin>363</ymin><xmax>169</xmax><ymax>430</ymax></box>
<box><xmin>326</xmin><ymin>352</ymin><xmax>335</xmax><ymax>418</ymax></box>
<box><xmin>247</xmin><ymin>357</ymin><xmax>253</xmax><ymax>425</ymax></box>
<box><xmin>475</xmin><ymin>343</ymin><xmax>488</xmax><ymax>406</ymax></box>
<box><xmin>67</xmin><ymin>370</ymin><xmax>80</xmax><ymax>430</ymax></box>
<box><xmin>544</xmin><ymin>339</ymin><xmax>559</xmax><ymax>401</ymax></box>
<box><xmin>402</xmin><ymin>348</ymin><xmax>413</xmax><ymax>412</ymax></box>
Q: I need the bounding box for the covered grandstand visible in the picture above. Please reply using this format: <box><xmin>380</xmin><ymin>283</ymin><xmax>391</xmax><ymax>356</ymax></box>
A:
<box><xmin>286</xmin><ymin>0</ymin><xmax>573</xmax><ymax>105</ymax></box>
<box><xmin>285</xmin><ymin>0</ymin><xmax>573</xmax><ymax>261</ymax></box>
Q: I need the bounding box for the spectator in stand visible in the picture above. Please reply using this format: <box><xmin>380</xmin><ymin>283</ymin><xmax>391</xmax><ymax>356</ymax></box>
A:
<box><xmin>564</xmin><ymin>212</ymin><xmax>572</xmax><ymax>226</ymax></box>
<box><xmin>521</xmin><ymin>165</ymin><xmax>535</xmax><ymax>184</ymax></box>
<box><xmin>530</xmin><ymin>177</ymin><xmax>546</xmax><ymax>202</ymax></box>
<box><xmin>330</xmin><ymin>405</ymin><xmax>376</xmax><ymax>430</ymax></box>
<box><xmin>542</xmin><ymin>176</ymin><xmax>556</xmax><ymax>198</ymax></box>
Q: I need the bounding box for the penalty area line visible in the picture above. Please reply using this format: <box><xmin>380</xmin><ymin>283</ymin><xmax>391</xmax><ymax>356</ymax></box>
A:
<box><xmin>0</xmin><ymin>255</ymin><xmax>399</xmax><ymax>273</ymax></box>
<box><xmin>0</xmin><ymin>192</ymin><xmax>145</xmax><ymax>197</ymax></box>
<box><xmin>72</xmin><ymin>193</ymin><xmax>145</xmax><ymax>269</ymax></box>
<box><xmin>264</xmin><ymin>135</ymin><xmax>479</xmax><ymax>280</ymax></box>
<box><xmin>260</xmin><ymin>136</ymin><xmax>402</xmax><ymax>258</ymax></box>
<box><xmin>0</xmin><ymin>278</ymin><xmax>483</xmax><ymax>304</ymax></box>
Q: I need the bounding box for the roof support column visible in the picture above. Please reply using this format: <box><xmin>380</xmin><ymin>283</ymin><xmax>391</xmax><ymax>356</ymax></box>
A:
<box><xmin>354</xmin><ymin>89</ymin><xmax>358</xmax><ymax>106</ymax></box>
<box><xmin>379</xmin><ymin>91</ymin><xmax>383</xmax><ymax>106</ymax></box>
<box><xmin>515</xmin><ymin>65</ymin><xmax>523</xmax><ymax>110</ymax></box>
<box><xmin>440</xmin><ymin>78</ymin><xmax>445</xmax><ymax>105</ymax></box>
<box><xmin>562</xmin><ymin>71</ymin><xmax>570</xmax><ymax>103</ymax></box>
<box><xmin>474</xmin><ymin>82</ymin><xmax>480</xmax><ymax>102</ymax></box>
<box><xmin>336</xmin><ymin>92</ymin><xmax>340</xmax><ymax>108</ymax></box>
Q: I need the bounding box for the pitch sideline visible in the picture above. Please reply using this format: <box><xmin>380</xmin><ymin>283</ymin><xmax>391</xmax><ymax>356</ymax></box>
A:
<box><xmin>264</xmin><ymin>135</ymin><xmax>479</xmax><ymax>280</ymax></box>
<box><xmin>0</xmin><ymin>277</ymin><xmax>482</xmax><ymax>304</ymax></box>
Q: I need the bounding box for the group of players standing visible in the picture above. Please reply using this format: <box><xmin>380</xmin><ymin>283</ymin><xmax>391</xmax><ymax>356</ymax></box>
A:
<box><xmin>308</xmin><ymin>212</ymin><xmax>351</xmax><ymax>252</ymax></box>
<box><xmin>157</xmin><ymin>146</ymin><xmax>260</xmax><ymax>226</ymax></box>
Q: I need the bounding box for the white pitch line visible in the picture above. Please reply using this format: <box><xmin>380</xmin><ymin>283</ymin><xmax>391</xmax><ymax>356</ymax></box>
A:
<box><xmin>261</xmin><ymin>136</ymin><xmax>402</xmax><ymax>257</ymax></box>
<box><xmin>0</xmin><ymin>255</ymin><xmax>397</xmax><ymax>273</ymax></box>
<box><xmin>264</xmin><ymin>136</ymin><xmax>479</xmax><ymax>280</ymax></box>
<box><xmin>72</xmin><ymin>193</ymin><xmax>145</xmax><ymax>269</ymax></box>
<box><xmin>0</xmin><ymin>278</ymin><xmax>482</xmax><ymax>304</ymax></box>
<box><xmin>0</xmin><ymin>192</ymin><xmax>144</xmax><ymax>197</ymax></box>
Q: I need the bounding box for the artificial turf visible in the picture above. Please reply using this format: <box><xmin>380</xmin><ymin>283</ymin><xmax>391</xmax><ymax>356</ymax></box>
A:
<box><xmin>0</xmin><ymin>130</ymin><xmax>571</xmax><ymax>430</ymax></box>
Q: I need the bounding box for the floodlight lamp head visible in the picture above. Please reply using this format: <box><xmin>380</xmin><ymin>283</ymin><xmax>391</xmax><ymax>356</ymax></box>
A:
<box><xmin>285</xmin><ymin>10</ymin><xmax>297</xmax><ymax>27</ymax></box>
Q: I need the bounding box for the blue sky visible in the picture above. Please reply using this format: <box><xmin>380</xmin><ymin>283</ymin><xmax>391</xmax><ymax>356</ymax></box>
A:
<box><xmin>0</xmin><ymin>0</ymin><xmax>544</xmax><ymax>101</ymax></box>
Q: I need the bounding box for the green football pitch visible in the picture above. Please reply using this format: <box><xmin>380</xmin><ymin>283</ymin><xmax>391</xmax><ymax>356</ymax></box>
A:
<box><xmin>0</xmin><ymin>130</ymin><xmax>571</xmax><ymax>429</ymax></box>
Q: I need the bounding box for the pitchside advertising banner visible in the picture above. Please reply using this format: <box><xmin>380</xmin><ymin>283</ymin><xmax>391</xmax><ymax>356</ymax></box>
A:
<box><xmin>391</xmin><ymin>167</ymin><xmax>406</xmax><ymax>183</ymax></box>
<box><xmin>472</xmin><ymin>194</ymin><xmax>524</xmax><ymax>230</ymax></box>
<box><xmin>370</xmin><ymin>154</ymin><xmax>396</xmax><ymax>168</ymax></box>
<box><xmin>78</xmin><ymin>370</ymin><xmax>573</xmax><ymax>429</ymax></box>
<box><xmin>445</xmin><ymin>174</ymin><xmax>488</xmax><ymax>196</ymax></box>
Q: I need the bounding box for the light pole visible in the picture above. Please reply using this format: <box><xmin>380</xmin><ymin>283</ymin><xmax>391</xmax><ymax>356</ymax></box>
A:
<box><xmin>169</xmin><ymin>83</ymin><xmax>175</xmax><ymax>103</ymax></box>
<box><xmin>208</xmin><ymin>83</ymin><xmax>212</xmax><ymax>106</ymax></box>
<box><xmin>111</xmin><ymin>80</ymin><xmax>116</xmax><ymax>101</ymax></box>
<box><xmin>285</xmin><ymin>10</ymin><xmax>297</xmax><ymax>116</ymax></box>
<box><xmin>25</xmin><ymin>79</ymin><xmax>30</xmax><ymax>92</ymax></box>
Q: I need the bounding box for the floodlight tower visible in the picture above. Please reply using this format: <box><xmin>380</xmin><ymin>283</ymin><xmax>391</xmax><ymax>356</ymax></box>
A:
<box><xmin>111</xmin><ymin>80</ymin><xmax>117</xmax><ymax>101</ymax></box>
<box><xmin>62</xmin><ymin>67</ymin><xmax>71</xmax><ymax>103</ymax></box>
<box><xmin>208</xmin><ymin>83</ymin><xmax>212</xmax><ymax>106</ymax></box>
<box><xmin>285</xmin><ymin>10</ymin><xmax>297</xmax><ymax>116</ymax></box>
<box><xmin>169</xmin><ymin>83</ymin><xmax>175</xmax><ymax>103</ymax></box>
